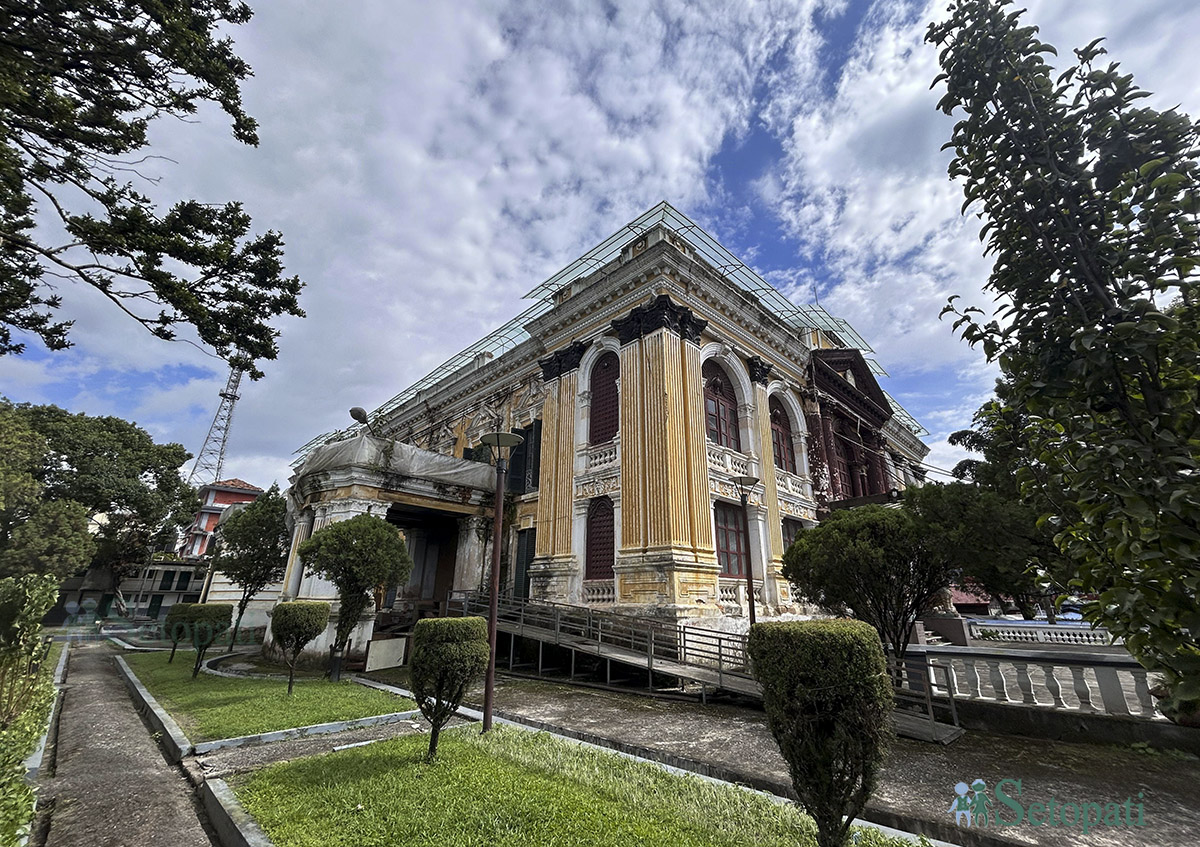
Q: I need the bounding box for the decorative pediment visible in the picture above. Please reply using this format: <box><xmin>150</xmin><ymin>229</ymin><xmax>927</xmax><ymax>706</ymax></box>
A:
<box><xmin>811</xmin><ymin>349</ymin><xmax>892</xmax><ymax>427</ymax></box>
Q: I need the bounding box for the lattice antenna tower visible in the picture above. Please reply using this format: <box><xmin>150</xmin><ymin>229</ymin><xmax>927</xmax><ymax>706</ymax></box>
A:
<box><xmin>187</xmin><ymin>364</ymin><xmax>244</xmax><ymax>486</ymax></box>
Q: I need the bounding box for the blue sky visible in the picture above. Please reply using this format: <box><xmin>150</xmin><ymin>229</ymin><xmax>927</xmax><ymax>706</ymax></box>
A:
<box><xmin>4</xmin><ymin>0</ymin><xmax>1199</xmax><ymax>487</ymax></box>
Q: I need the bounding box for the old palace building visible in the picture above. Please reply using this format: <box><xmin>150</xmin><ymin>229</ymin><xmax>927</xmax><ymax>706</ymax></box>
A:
<box><xmin>278</xmin><ymin>203</ymin><xmax>929</xmax><ymax>655</ymax></box>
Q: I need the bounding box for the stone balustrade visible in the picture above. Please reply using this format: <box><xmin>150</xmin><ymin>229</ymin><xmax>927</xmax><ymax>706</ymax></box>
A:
<box><xmin>706</xmin><ymin>443</ymin><xmax>750</xmax><ymax>476</ymax></box>
<box><xmin>586</xmin><ymin>442</ymin><xmax>619</xmax><ymax>472</ymax></box>
<box><xmin>968</xmin><ymin>619</ymin><xmax>1120</xmax><ymax>646</ymax></box>
<box><xmin>582</xmin><ymin>579</ymin><xmax>615</xmax><ymax>605</ymax></box>
<box><xmin>910</xmin><ymin>644</ymin><xmax>1159</xmax><ymax>719</ymax></box>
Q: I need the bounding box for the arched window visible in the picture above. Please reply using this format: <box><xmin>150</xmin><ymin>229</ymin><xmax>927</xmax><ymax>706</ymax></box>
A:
<box><xmin>703</xmin><ymin>360</ymin><xmax>741</xmax><ymax>451</ymax></box>
<box><xmin>769</xmin><ymin>396</ymin><xmax>796</xmax><ymax>474</ymax></box>
<box><xmin>585</xmin><ymin>497</ymin><xmax>615</xmax><ymax>580</ymax></box>
<box><xmin>589</xmin><ymin>352</ymin><xmax>620</xmax><ymax>445</ymax></box>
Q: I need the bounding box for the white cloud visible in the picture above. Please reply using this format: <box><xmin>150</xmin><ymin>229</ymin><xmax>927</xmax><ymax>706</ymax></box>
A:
<box><xmin>8</xmin><ymin>0</ymin><xmax>1199</xmax><ymax>489</ymax></box>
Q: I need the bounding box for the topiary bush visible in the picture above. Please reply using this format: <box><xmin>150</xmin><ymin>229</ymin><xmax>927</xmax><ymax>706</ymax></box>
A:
<box><xmin>164</xmin><ymin>602</ymin><xmax>194</xmax><ymax>663</ymax></box>
<box><xmin>188</xmin><ymin>604</ymin><xmax>232</xmax><ymax>679</ymax></box>
<box><xmin>411</xmin><ymin>616</ymin><xmax>489</xmax><ymax>761</ymax></box>
<box><xmin>748</xmin><ymin>619</ymin><xmax>894</xmax><ymax>847</ymax></box>
<box><xmin>271</xmin><ymin>602</ymin><xmax>331</xmax><ymax>695</ymax></box>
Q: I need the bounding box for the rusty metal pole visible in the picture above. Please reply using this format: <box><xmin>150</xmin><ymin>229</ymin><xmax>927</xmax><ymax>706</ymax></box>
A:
<box><xmin>740</xmin><ymin>488</ymin><xmax>756</xmax><ymax>628</ymax></box>
<box><xmin>482</xmin><ymin>453</ymin><xmax>506</xmax><ymax>733</ymax></box>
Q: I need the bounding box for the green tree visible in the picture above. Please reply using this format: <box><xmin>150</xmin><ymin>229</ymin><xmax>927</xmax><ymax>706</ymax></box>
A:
<box><xmin>0</xmin><ymin>407</ymin><xmax>93</xmax><ymax>580</ymax></box>
<box><xmin>270</xmin><ymin>601</ymin><xmax>330</xmax><ymax>695</ymax></box>
<box><xmin>904</xmin><ymin>482</ymin><xmax>1059</xmax><ymax>620</ymax></box>
<box><xmin>0</xmin><ymin>499</ymin><xmax>94</xmax><ymax>581</ymax></box>
<box><xmin>410</xmin><ymin>616</ymin><xmax>489</xmax><ymax>760</ymax></box>
<box><xmin>5</xmin><ymin>401</ymin><xmax>196</xmax><ymax>596</ymax></box>
<box><xmin>208</xmin><ymin>484</ymin><xmax>288</xmax><ymax>651</ymax></box>
<box><xmin>748</xmin><ymin>620</ymin><xmax>893</xmax><ymax>847</ymax></box>
<box><xmin>164</xmin><ymin>602</ymin><xmax>193</xmax><ymax>663</ymax></box>
<box><xmin>297</xmin><ymin>514</ymin><xmax>413</xmax><ymax>678</ymax></box>
<box><xmin>929</xmin><ymin>0</ymin><xmax>1200</xmax><ymax>713</ymax></box>
<box><xmin>0</xmin><ymin>0</ymin><xmax>304</xmax><ymax>375</ymax></box>
<box><xmin>783</xmin><ymin>505</ymin><xmax>955</xmax><ymax>660</ymax></box>
<box><xmin>188</xmin><ymin>603</ymin><xmax>231</xmax><ymax>679</ymax></box>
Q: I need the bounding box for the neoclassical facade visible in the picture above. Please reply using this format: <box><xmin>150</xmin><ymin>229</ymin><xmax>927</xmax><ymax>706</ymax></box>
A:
<box><xmin>279</xmin><ymin>204</ymin><xmax>929</xmax><ymax>651</ymax></box>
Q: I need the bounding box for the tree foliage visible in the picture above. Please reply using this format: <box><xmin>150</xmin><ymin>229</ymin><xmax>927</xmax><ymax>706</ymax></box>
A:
<box><xmin>748</xmin><ymin>620</ymin><xmax>893</xmax><ymax>847</ymax></box>
<box><xmin>783</xmin><ymin>505</ymin><xmax>955</xmax><ymax>660</ymax></box>
<box><xmin>930</xmin><ymin>0</ymin><xmax>1200</xmax><ymax>709</ymax></box>
<box><xmin>270</xmin><ymin>601</ymin><xmax>329</xmax><ymax>695</ymax></box>
<box><xmin>0</xmin><ymin>405</ymin><xmax>93</xmax><ymax>580</ymax></box>
<box><xmin>2</xmin><ymin>401</ymin><xmax>195</xmax><ymax>592</ymax></box>
<box><xmin>905</xmin><ymin>481</ymin><xmax>1059</xmax><ymax>619</ymax></box>
<box><xmin>209</xmin><ymin>484</ymin><xmax>288</xmax><ymax>651</ymax></box>
<box><xmin>411</xmin><ymin>616</ymin><xmax>489</xmax><ymax>761</ymax></box>
<box><xmin>164</xmin><ymin>601</ymin><xmax>193</xmax><ymax>663</ymax></box>
<box><xmin>0</xmin><ymin>0</ymin><xmax>304</xmax><ymax>375</ymax></box>
<box><xmin>297</xmin><ymin>514</ymin><xmax>413</xmax><ymax>654</ymax></box>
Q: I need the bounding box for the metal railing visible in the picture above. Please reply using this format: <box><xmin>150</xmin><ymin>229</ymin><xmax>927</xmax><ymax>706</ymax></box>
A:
<box><xmin>449</xmin><ymin>591</ymin><xmax>754</xmax><ymax>691</ymax></box>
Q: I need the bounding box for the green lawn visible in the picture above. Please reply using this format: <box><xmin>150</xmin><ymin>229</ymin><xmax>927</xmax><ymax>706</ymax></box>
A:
<box><xmin>123</xmin><ymin>652</ymin><xmax>415</xmax><ymax>741</ymax></box>
<box><xmin>232</xmin><ymin>726</ymin><xmax>911</xmax><ymax>847</ymax></box>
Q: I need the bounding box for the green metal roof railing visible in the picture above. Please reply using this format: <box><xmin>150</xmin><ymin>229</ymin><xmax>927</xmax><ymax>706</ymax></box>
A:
<box><xmin>293</xmin><ymin>202</ymin><xmax>924</xmax><ymax>460</ymax></box>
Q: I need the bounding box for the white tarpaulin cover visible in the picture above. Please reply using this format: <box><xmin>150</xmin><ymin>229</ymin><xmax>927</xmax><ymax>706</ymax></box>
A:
<box><xmin>291</xmin><ymin>433</ymin><xmax>497</xmax><ymax>492</ymax></box>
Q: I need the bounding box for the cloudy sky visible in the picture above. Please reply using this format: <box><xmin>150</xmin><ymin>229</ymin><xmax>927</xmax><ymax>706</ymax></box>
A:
<box><xmin>5</xmin><ymin>0</ymin><xmax>1199</xmax><ymax>489</ymax></box>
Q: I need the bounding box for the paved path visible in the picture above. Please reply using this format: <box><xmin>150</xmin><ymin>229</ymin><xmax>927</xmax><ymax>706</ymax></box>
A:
<box><xmin>41</xmin><ymin>642</ymin><xmax>214</xmax><ymax>847</ymax></box>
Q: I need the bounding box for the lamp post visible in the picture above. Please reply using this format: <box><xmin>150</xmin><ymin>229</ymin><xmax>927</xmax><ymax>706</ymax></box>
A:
<box><xmin>732</xmin><ymin>474</ymin><xmax>760</xmax><ymax>627</ymax></box>
<box><xmin>479</xmin><ymin>430</ymin><xmax>523</xmax><ymax>733</ymax></box>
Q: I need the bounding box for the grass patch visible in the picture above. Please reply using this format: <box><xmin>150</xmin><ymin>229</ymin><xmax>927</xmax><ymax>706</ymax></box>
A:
<box><xmin>232</xmin><ymin>726</ymin><xmax>912</xmax><ymax>847</ymax></box>
<box><xmin>123</xmin><ymin>652</ymin><xmax>414</xmax><ymax>741</ymax></box>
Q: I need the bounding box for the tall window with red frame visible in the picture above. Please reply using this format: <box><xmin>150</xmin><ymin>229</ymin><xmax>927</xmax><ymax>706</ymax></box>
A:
<box><xmin>589</xmin><ymin>352</ymin><xmax>620</xmax><ymax>445</ymax></box>
<box><xmin>769</xmin><ymin>396</ymin><xmax>796</xmax><ymax>474</ymax></box>
<box><xmin>703</xmin><ymin>360</ymin><xmax>741</xmax><ymax>451</ymax></box>
<box><xmin>714</xmin><ymin>501</ymin><xmax>749</xmax><ymax>577</ymax></box>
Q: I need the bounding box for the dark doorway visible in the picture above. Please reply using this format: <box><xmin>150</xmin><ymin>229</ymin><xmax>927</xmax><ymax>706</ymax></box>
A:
<box><xmin>385</xmin><ymin>504</ymin><xmax>462</xmax><ymax>605</ymax></box>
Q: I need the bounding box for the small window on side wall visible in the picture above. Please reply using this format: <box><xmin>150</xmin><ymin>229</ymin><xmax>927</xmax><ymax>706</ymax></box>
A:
<box><xmin>589</xmin><ymin>352</ymin><xmax>620</xmax><ymax>445</ymax></box>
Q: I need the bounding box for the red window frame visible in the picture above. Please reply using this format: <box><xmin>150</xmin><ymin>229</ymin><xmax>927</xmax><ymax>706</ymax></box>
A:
<box><xmin>769</xmin><ymin>396</ymin><xmax>796</xmax><ymax>474</ymax></box>
<box><xmin>714</xmin><ymin>501</ymin><xmax>748</xmax><ymax>577</ymax></box>
<box><xmin>703</xmin><ymin>361</ymin><xmax>741</xmax><ymax>452</ymax></box>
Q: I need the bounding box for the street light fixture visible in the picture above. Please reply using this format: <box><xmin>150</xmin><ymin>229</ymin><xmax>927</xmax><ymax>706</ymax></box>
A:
<box><xmin>479</xmin><ymin>429</ymin><xmax>523</xmax><ymax>733</ymax></box>
<box><xmin>348</xmin><ymin>406</ymin><xmax>380</xmax><ymax>436</ymax></box>
<box><xmin>732</xmin><ymin>474</ymin><xmax>760</xmax><ymax>628</ymax></box>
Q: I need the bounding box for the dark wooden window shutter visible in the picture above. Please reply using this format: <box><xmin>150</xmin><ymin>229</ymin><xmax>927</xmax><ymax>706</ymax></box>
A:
<box><xmin>589</xmin><ymin>352</ymin><xmax>620</xmax><ymax>445</ymax></box>
<box><xmin>585</xmin><ymin>497</ymin><xmax>616</xmax><ymax>580</ymax></box>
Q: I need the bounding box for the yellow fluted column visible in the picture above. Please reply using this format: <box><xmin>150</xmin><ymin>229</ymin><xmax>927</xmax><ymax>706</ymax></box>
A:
<box><xmin>752</xmin><ymin>381</ymin><xmax>786</xmax><ymax>609</ymax></box>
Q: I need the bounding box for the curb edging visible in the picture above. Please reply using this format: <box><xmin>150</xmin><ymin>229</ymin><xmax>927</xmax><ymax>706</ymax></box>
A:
<box><xmin>193</xmin><ymin>710</ymin><xmax>422</xmax><ymax>755</ymax></box>
<box><xmin>115</xmin><ymin>655</ymin><xmax>194</xmax><ymax>762</ymax></box>
<box><xmin>202</xmin><ymin>779</ymin><xmax>273</xmax><ymax>847</ymax></box>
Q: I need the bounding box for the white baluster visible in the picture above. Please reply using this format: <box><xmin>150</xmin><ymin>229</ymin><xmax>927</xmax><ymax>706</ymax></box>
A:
<box><xmin>1040</xmin><ymin>664</ymin><xmax>1065</xmax><ymax>707</ymax></box>
<box><xmin>1013</xmin><ymin>662</ymin><xmax>1037</xmax><ymax>705</ymax></box>
<box><xmin>962</xmin><ymin>659</ymin><xmax>981</xmax><ymax>698</ymax></box>
<box><xmin>1069</xmin><ymin>666</ymin><xmax>1098</xmax><ymax>712</ymax></box>
<box><xmin>987</xmin><ymin>660</ymin><xmax>1011</xmax><ymax>701</ymax></box>
<box><xmin>1131</xmin><ymin>670</ymin><xmax>1156</xmax><ymax>718</ymax></box>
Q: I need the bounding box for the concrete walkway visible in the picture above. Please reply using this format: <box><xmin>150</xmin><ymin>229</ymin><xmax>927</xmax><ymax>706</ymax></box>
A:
<box><xmin>40</xmin><ymin>642</ymin><xmax>215</xmax><ymax>847</ymax></box>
